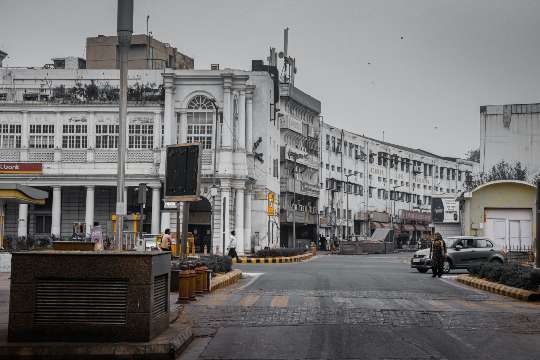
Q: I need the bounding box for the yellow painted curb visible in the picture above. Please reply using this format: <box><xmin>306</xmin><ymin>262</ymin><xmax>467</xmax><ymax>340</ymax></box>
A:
<box><xmin>456</xmin><ymin>275</ymin><xmax>540</xmax><ymax>301</ymax></box>
<box><xmin>232</xmin><ymin>252</ymin><xmax>314</xmax><ymax>265</ymax></box>
<box><xmin>209</xmin><ymin>269</ymin><xmax>242</xmax><ymax>292</ymax></box>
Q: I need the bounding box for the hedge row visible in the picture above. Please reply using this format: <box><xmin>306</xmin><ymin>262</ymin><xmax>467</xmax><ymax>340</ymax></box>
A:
<box><xmin>468</xmin><ymin>262</ymin><xmax>540</xmax><ymax>291</ymax></box>
<box><xmin>254</xmin><ymin>248</ymin><xmax>306</xmax><ymax>258</ymax></box>
<box><xmin>172</xmin><ymin>255</ymin><xmax>232</xmax><ymax>274</ymax></box>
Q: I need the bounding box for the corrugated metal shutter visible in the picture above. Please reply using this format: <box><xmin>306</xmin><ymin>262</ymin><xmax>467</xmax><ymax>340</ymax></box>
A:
<box><xmin>152</xmin><ymin>274</ymin><xmax>168</xmax><ymax>320</ymax></box>
<box><xmin>34</xmin><ymin>278</ymin><xmax>128</xmax><ymax>325</ymax></box>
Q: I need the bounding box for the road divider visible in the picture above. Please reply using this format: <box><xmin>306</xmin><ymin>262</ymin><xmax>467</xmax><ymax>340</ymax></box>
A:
<box><xmin>209</xmin><ymin>269</ymin><xmax>243</xmax><ymax>292</ymax></box>
<box><xmin>233</xmin><ymin>252</ymin><xmax>314</xmax><ymax>264</ymax></box>
<box><xmin>457</xmin><ymin>275</ymin><xmax>540</xmax><ymax>301</ymax></box>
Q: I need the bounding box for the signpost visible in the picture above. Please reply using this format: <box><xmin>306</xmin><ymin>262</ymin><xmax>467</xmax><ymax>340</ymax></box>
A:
<box><xmin>267</xmin><ymin>191</ymin><xmax>275</xmax><ymax>247</ymax></box>
<box><xmin>165</xmin><ymin>144</ymin><xmax>201</xmax><ymax>259</ymax></box>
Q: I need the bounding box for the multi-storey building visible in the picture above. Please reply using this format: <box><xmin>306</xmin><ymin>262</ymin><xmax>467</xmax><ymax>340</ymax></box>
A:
<box><xmin>278</xmin><ymin>84</ymin><xmax>321</xmax><ymax>248</ymax></box>
<box><xmin>480</xmin><ymin>103</ymin><xmax>540</xmax><ymax>177</ymax></box>
<box><xmin>86</xmin><ymin>34</ymin><xmax>194</xmax><ymax>70</ymax></box>
<box><xmin>0</xmin><ymin>65</ymin><xmax>279</xmax><ymax>255</ymax></box>
<box><xmin>319</xmin><ymin>122</ymin><xmax>475</xmax><ymax>243</ymax></box>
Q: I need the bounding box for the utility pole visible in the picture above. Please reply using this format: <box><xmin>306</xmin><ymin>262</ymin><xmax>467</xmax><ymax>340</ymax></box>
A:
<box><xmin>344</xmin><ymin>173</ymin><xmax>354</xmax><ymax>241</ymax></box>
<box><xmin>391</xmin><ymin>185</ymin><xmax>402</xmax><ymax>246</ymax></box>
<box><xmin>288</xmin><ymin>150</ymin><xmax>305</xmax><ymax>248</ymax></box>
<box><xmin>115</xmin><ymin>0</ymin><xmax>133</xmax><ymax>250</ymax></box>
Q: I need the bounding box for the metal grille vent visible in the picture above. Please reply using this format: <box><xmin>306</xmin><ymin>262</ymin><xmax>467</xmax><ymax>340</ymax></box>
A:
<box><xmin>152</xmin><ymin>274</ymin><xmax>168</xmax><ymax>320</ymax></box>
<box><xmin>34</xmin><ymin>279</ymin><xmax>128</xmax><ymax>326</ymax></box>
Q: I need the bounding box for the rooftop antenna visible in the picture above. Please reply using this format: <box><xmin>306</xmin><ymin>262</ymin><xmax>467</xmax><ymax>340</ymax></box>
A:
<box><xmin>278</xmin><ymin>27</ymin><xmax>291</xmax><ymax>83</ymax></box>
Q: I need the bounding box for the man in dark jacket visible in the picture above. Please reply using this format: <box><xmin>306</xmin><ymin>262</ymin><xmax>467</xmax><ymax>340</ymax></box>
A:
<box><xmin>430</xmin><ymin>232</ymin><xmax>447</xmax><ymax>278</ymax></box>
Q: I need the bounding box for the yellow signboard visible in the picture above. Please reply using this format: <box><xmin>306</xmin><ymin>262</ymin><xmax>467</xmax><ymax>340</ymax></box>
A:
<box><xmin>267</xmin><ymin>205</ymin><xmax>274</xmax><ymax>216</ymax></box>
<box><xmin>268</xmin><ymin>192</ymin><xmax>275</xmax><ymax>204</ymax></box>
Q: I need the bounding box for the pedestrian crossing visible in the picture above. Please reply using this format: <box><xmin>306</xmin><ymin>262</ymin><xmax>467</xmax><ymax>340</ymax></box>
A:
<box><xmin>190</xmin><ymin>289</ymin><xmax>539</xmax><ymax>314</ymax></box>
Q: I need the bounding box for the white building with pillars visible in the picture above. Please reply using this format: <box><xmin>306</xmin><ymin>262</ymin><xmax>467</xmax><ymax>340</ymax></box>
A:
<box><xmin>0</xmin><ymin>66</ymin><xmax>280</xmax><ymax>255</ymax></box>
<box><xmin>319</xmin><ymin>122</ymin><xmax>476</xmax><ymax>242</ymax></box>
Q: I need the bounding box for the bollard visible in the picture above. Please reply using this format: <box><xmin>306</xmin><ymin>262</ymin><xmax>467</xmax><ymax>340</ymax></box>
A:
<box><xmin>177</xmin><ymin>265</ymin><xmax>191</xmax><ymax>303</ymax></box>
<box><xmin>311</xmin><ymin>243</ymin><xmax>317</xmax><ymax>256</ymax></box>
<box><xmin>200</xmin><ymin>264</ymin><xmax>209</xmax><ymax>292</ymax></box>
<box><xmin>188</xmin><ymin>263</ymin><xmax>197</xmax><ymax>300</ymax></box>
<box><xmin>206</xmin><ymin>269</ymin><xmax>213</xmax><ymax>292</ymax></box>
<box><xmin>195</xmin><ymin>262</ymin><xmax>205</xmax><ymax>294</ymax></box>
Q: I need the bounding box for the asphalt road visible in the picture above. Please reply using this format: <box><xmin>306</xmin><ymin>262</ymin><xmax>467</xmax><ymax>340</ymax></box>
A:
<box><xmin>180</xmin><ymin>253</ymin><xmax>540</xmax><ymax>360</ymax></box>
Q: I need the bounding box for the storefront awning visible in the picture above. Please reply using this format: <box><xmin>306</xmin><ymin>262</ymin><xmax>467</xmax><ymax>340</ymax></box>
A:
<box><xmin>0</xmin><ymin>184</ymin><xmax>48</xmax><ymax>205</ymax></box>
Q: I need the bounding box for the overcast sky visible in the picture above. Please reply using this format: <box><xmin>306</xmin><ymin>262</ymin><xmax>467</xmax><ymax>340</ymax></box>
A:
<box><xmin>1</xmin><ymin>0</ymin><xmax>540</xmax><ymax>158</ymax></box>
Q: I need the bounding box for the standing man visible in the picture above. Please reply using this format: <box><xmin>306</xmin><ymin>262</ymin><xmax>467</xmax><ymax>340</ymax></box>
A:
<box><xmin>161</xmin><ymin>229</ymin><xmax>172</xmax><ymax>251</ymax></box>
<box><xmin>430</xmin><ymin>232</ymin><xmax>447</xmax><ymax>278</ymax></box>
<box><xmin>228</xmin><ymin>231</ymin><xmax>239</xmax><ymax>262</ymax></box>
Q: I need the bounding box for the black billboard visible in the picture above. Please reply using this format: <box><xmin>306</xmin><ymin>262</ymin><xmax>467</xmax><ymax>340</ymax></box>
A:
<box><xmin>165</xmin><ymin>144</ymin><xmax>201</xmax><ymax>202</ymax></box>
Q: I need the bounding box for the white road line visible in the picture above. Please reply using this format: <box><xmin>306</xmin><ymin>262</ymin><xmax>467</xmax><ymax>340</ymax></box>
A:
<box><xmin>236</xmin><ymin>272</ymin><xmax>264</xmax><ymax>290</ymax></box>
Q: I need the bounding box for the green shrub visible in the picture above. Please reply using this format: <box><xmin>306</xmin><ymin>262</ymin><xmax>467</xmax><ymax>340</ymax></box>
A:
<box><xmin>468</xmin><ymin>262</ymin><xmax>540</xmax><ymax>291</ymax></box>
<box><xmin>172</xmin><ymin>255</ymin><xmax>232</xmax><ymax>274</ymax></box>
<box><xmin>254</xmin><ymin>248</ymin><xmax>305</xmax><ymax>258</ymax></box>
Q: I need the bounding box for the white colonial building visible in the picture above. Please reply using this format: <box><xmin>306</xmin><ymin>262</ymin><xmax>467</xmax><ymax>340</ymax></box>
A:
<box><xmin>0</xmin><ymin>66</ymin><xmax>280</xmax><ymax>255</ymax></box>
<box><xmin>319</xmin><ymin>122</ymin><xmax>475</xmax><ymax>243</ymax></box>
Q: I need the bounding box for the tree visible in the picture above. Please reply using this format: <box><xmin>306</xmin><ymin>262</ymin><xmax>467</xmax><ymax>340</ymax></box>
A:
<box><xmin>465</xmin><ymin>148</ymin><xmax>480</xmax><ymax>162</ymax></box>
<box><xmin>465</xmin><ymin>160</ymin><xmax>528</xmax><ymax>191</ymax></box>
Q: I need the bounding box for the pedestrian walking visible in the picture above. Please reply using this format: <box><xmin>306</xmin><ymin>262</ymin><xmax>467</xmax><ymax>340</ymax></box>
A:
<box><xmin>228</xmin><ymin>231</ymin><xmax>240</xmax><ymax>262</ymax></box>
<box><xmin>91</xmin><ymin>222</ymin><xmax>104</xmax><ymax>251</ymax></box>
<box><xmin>160</xmin><ymin>228</ymin><xmax>172</xmax><ymax>251</ymax></box>
<box><xmin>430</xmin><ymin>232</ymin><xmax>447</xmax><ymax>278</ymax></box>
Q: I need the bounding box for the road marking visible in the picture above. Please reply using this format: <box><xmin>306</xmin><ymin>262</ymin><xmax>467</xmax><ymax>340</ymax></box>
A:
<box><xmin>239</xmin><ymin>294</ymin><xmax>260</xmax><ymax>307</ymax></box>
<box><xmin>270</xmin><ymin>295</ymin><xmax>289</xmax><ymax>308</ymax></box>
<box><xmin>205</xmin><ymin>294</ymin><xmax>232</xmax><ymax>306</ymax></box>
<box><xmin>427</xmin><ymin>299</ymin><xmax>456</xmax><ymax>311</ymax></box>
<box><xmin>455</xmin><ymin>299</ymin><xmax>484</xmax><ymax>311</ymax></box>
<box><xmin>236</xmin><ymin>272</ymin><xmax>264</xmax><ymax>290</ymax></box>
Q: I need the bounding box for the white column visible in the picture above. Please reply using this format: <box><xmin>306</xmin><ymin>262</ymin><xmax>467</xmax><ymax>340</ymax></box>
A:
<box><xmin>163</xmin><ymin>81</ymin><xmax>175</xmax><ymax>146</ymax></box>
<box><xmin>51</xmin><ymin>186</ymin><xmax>61</xmax><ymax>238</ymax></box>
<box><xmin>54</xmin><ymin>112</ymin><xmax>62</xmax><ymax>162</ymax></box>
<box><xmin>17</xmin><ymin>204</ymin><xmax>28</xmax><ymax>239</ymax></box>
<box><xmin>161</xmin><ymin>212</ymin><xmax>171</xmax><ymax>232</ymax></box>
<box><xmin>124</xmin><ymin>187</ymin><xmax>128</xmax><ymax>216</ymax></box>
<box><xmin>85</xmin><ymin>186</ymin><xmax>95</xmax><ymax>236</ymax></box>
<box><xmin>20</xmin><ymin>111</ymin><xmax>29</xmax><ymax>161</ymax></box>
<box><xmin>176</xmin><ymin>109</ymin><xmax>187</xmax><ymax>144</ymax></box>
<box><xmin>222</xmin><ymin>83</ymin><xmax>232</xmax><ymax>148</ymax></box>
<box><xmin>234</xmin><ymin>187</ymin><xmax>245</xmax><ymax>255</ymax></box>
<box><xmin>220</xmin><ymin>186</ymin><xmax>231</xmax><ymax>255</ymax></box>
<box><xmin>238</xmin><ymin>90</ymin><xmax>246</xmax><ymax>150</ymax></box>
<box><xmin>151</xmin><ymin>186</ymin><xmax>160</xmax><ymax>234</ymax></box>
<box><xmin>153</xmin><ymin>111</ymin><xmax>162</xmax><ymax>149</ymax></box>
<box><xmin>246</xmin><ymin>88</ymin><xmax>253</xmax><ymax>153</ymax></box>
<box><xmin>244</xmin><ymin>190</ymin><xmax>252</xmax><ymax>254</ymax></box>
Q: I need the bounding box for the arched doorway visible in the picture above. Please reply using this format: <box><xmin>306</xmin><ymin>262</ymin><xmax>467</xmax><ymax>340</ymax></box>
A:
<box><xmin>188</xmin><ymin>197</ymin><xmax>212</xmax><ymax>253</ymax></box>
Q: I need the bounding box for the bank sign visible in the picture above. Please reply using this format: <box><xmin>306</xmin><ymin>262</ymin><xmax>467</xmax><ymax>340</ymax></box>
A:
<box><xmin>431</xmin><ymin>197</ymin><xmax>459</xmax><ymax>223</ymax></box>
<box><xmin>0</xmin><ymin>163</ymin><xmax>43</xmax><ymax>174</ymax></box>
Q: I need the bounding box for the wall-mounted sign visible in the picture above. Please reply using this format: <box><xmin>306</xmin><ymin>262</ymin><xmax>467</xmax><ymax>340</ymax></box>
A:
<box><xmin>0</xmin><ymin>163</ymin><xmax>42</xmax><ymax>174</ymax></box>
<box><xmin>431</xmin><ymin>197</ymin><xmax>459</xmax><ymax>223</ymax></box>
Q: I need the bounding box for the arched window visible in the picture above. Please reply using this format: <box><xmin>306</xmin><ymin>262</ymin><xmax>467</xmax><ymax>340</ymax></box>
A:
<box><xmin>185</xmin><ymin>95</ymin><xmax>215</xmax><ymax>149</ymax></box>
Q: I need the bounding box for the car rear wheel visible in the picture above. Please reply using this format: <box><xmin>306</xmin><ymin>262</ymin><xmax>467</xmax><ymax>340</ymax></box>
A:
<box><xmin>417</xmin><ymin>268</ymin><xmax>428</xmax><ymax>273</ymax></box>
<box><xmin>443</xmin><ymin>259</ymin><xmax>451</xmax><ymax>274</ymax></box>
<box><xmin>490</xmin><ymin>258</ymin><xmax>503</xmax><ymax>265</ymax></box>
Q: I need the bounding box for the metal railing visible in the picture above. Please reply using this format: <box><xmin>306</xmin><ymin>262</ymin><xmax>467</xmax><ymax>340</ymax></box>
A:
<box><xmin>503</xmin><ymin>245</ymin><xmax>535</xmax><ymax>267</ymax></box>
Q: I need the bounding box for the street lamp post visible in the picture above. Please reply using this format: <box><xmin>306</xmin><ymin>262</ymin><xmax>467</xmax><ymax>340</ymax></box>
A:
<box><xmin>209</xmin><ymin>98</ymin><xmax>221</xmax><ymax>255</ymax></box>
<box><xmin>391</xmin><ymin>185</ymin><xmax>403</xmax><ymax>245</ymax></box>
<box><xmin>344</xmin><ymin>173</ymin><xmax>354</xmax><ymax>241</ymax></box>
<box><xmin>115</xmin><ymin>0</ymin><xmax>133</xmax><ymax>250</ymax></box>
